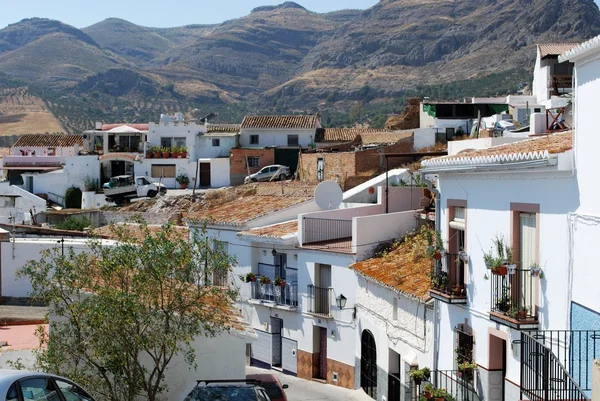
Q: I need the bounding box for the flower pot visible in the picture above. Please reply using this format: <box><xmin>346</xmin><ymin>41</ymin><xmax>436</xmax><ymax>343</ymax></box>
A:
<box><xmin>250</xmin><ymin>276</ymin><xmax>257</xmax><ymax>282</ymax></box>
<box><xmin>172</xmin><ymin>151</ymin><xmax>180</xmax><ymax>158</ymax></box>
<box><xmin>162</xmin><ymin>152</ymin><xmax>170</xmax><ymax>158</ymax></box>
<box><xmin>147</xmin><ymin>153</ymin><xmax>154</xmax><ymax>159</ymax></box>
<box><xmin>453</xmin><ymin>286</ymin><xmax>462</xmax><ymax>296</ymax></box>
<box><xmin>493</xmin><ymin>265</ymin><xmax>508</xmax><ymax>276</ymax></box>
<box><xmin>180</xmin><ymin>183</ymin><xmax>188</xmax><ymax>189</ymax></box>
<box><xmin>458</xmin><ymin>251</ymin><xmax>469</xmax><ymax>263</ymax></box>
<box><xmin>181</xmin><ymin>151</ymin><xmax>188</xmax><ymax>158</ymax></box>
<box><xmin>434</xmin><ymin>397</ymin><xmax>445</xmax><ymax>401</ymax></box>
<box><xmin>278</xmin><ymin>280</ymin><xmax>286</xmax><ymax>287</ymax></box>
<box><xmin>530</xmin><ymin>267</ymin><xmax>541</xmax><ymax>277</ymax></box>
<box><xmin>433</xmin><ymin>252</ymin><xmax>442</xmax><ymax>260</ymax></box>
<box><xmin>153</xmin><ymin>151</ymin><xmax>162</xmax><ymax>158</ymax></box>
<box><xmin>413</xmin><ymin>378</ymin><xmax>422</xmax><ymax>386</ymax></box>
<box><xmin>507</xmin><ymin>264</ymin><xmax>517</xmax><ymax>275</ymax></box>
<box><xmin>518</xmin><ymin>310</ymin><xmax>528</xmax><ymax>319</ymax></box>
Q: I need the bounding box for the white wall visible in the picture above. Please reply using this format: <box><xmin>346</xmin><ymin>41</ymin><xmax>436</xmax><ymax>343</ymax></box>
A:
<box><xmin>353</xmin><ymin>210</ymin><xmax>418</xmax><ymax>260</ymax></box>
<box><xmin>196</xmin><ymin>135</ymin><xmax>237</xmax><ymax>159</ymax></box>
<box><xmin>413</xmin><ymin>128</ymin><xmax>437</xmax><ymax>150</ymax></box>
<box><xmin>239</xmin><ymin>128</ymin><xmax>315</xmax><ymax>148</ymax></box>
<box><xmin>148</xmin><ymin>122</ymin><xmax>205</xmax><ymax>160</ymax></box>
<box><xmin>0</xmin><ymin>183</ymin><xmax>47</xmax><ymax>224</ymax></box>
<box><xmin>532</xmin><ymin>48</ymin><xmax>550</xmax><ymax>103</ymax></box>
<box><xmin>448</xmin><ymin>137</ymin><xmax>527</xmax><ymax>156</ymax></box>
<box><xmin>12</xmin><ymin>146</ymin><xmax>77</xmax><ymax>157</ymax></box>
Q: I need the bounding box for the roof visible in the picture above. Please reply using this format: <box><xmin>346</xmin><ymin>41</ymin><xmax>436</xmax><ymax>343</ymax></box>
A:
<box><xmin>421</xmin><ymin>131</ymin><xmax>572</xmax><ymax>170</ymax></box>
<box><xmin>241</xmin><ymin>115</ymin><xmax>318</xmax><ymax>130</ymax></box>
<box><xmin>93</xmin><ymin>223</ymin><xmax>189</xmax><ymax>242</ymax></box>
<box><xmin>538</xmin><ymin>43</ymin><xmax>578</xmax><ymax>58</ymax></box>
<box><xmin>237</xmin><ymin>220</ymin><xmax>298</xmax><ymax>243</ymax></box>
<box><xmin>13</xmin><ymin>134</ymin><xmax>84</xmax><ymax>148</ymax></box>
<box><xmin>206</xmin><ymin>124</ymin><xmax>241</xmax><ymax>133</ymax></box>
<box><xmin>185</xmin><ymin>196</ymin><xmax>311</xmax><ymax>227</ymax></box>
<box><xmin>0</xmin><ymin>147</ymin><xmax>11</xmax><ymax>158</ymax></box>
<box><xmin>101</xmin><ymin>123</ymin><xmax>149</xmax><ymax>131</ymax></box>
<box><xmin>322</xmin><ymin>128</ymin><xmax>394</xmax><ymax>142</ymax></box>
<box><xmin>560</xmin><ymin>35</ymin><xmax>600</xmax><ymax>63</ymax></box>
<box><xmin>350</xmin><ymin>227</ymin><xmax>432</xmax><ymax>301</ymax></box>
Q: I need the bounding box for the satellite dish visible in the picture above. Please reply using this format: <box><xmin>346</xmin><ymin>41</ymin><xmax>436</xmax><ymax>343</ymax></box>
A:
<box><xmin>82</xmin><ymin>134</ymin><xmax>88</xmax><ymax>139</ymax></box>
<box><xmin>314</xmin><ymin>180</ymin><xmax>343</xmax><ymax>210</ymax></box>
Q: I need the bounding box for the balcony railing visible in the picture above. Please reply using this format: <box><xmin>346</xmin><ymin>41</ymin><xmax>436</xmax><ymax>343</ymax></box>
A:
<box><xmin>250</xmin><ymin>281</ymin><xmax>298</xmax><ymax>308</ymax></box>
<box><xmin>302</xmin><ymin>218</ymin><xmax>352</xmax><ymax>250</ymax></box>
<box><xmin>415</xmin><ymin>370</ymin><xmax>481</xmax><ymax>401</ymax></box>
<box><xmin>430</xmin><ymin>253</ymin><xmax>467</xmax><ymax>304</ymax></box>
<box><xmin>490</xmin><ymin>267</ymin><xmax>538</xmax><ymax>329</ymax></box>
<box><xmin>3</xmin><ymin>155</ymin><xmax>64</xmax><ymax>166</ymax></box>
<box><xmin>307</xmin><ymin>285</ymin><xmax>333</xmax><ymax>317</ymax></box>
<box><xmin>520</xmin><ymin>331</ymin><xmax>589</xmax><ymax>401</ymax></box>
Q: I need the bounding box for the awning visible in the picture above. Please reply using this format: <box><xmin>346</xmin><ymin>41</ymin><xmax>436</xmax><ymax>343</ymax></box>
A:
<box><xmin>2</xmin><ymin>166</ymin><xmax>63</xmax><ymax>172</ymax></box>
<box><xmin>450</xmin><ymin>207</ymin><xmax>465</xmax><ymax>231</ymax></box>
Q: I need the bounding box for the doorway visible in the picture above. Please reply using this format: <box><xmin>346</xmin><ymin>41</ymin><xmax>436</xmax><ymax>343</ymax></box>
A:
<box><xmin>488</xmin><ymin>335</ymin><xmax>507</xmax><ymax>401</ymax></box>
<box><xmin>271</xmin><ymin>317</ymin><xmax>283</xmax><ymax>368</ymax></box>
<box><xmin>199</xmin><ymin>162</ymin><xmax>211</xmax><ymax>187</ymax></box>
<box><xmin>361</xmin><ymin>330</ymin><xmax>377</xmax><ymax>399</ymax></box>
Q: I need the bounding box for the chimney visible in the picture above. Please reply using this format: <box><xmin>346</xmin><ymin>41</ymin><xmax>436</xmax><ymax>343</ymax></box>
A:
<box><xmin>95</xmin><ymin>122</ymin><xmax>103</xmax><ymax>130</ymax></box>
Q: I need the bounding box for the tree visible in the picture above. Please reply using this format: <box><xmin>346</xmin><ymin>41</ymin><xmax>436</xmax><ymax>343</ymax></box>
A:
<box><xmin>19</xmin><ymin>222</ymin><xmax>237</xmax><ymax>401</ymax></box>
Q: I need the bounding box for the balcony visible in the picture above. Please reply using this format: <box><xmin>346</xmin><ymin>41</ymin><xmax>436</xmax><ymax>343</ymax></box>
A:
<box><xmin>249</xmin><ymin>281</ymin><xmax>298</xmax><ymax>310</ymax></box>
<box><xmin>302</xmin><ymin>218</ymin><xmax>353</xmax><ymax>252</ymax></box>
<box><xmin>489</xmin><ymin>268</ymin><xmax>538</xmax><ymax>330</ymax></box>
<box><xmin>429</xmin><ymin>253</ymin><xmax>468</xmax><ymax>304</ymax></box>
<box><xmin>3</xmin><ymin>155</ymin><xmax>64</xmax><ymax>169</ymax></box>
<box><xmin>410</xmin><ymin>370</ymin><xmax>480</xmax><ymax>401</ymax></box>
<box><xmin>307</xmin><ymin>285</ymin><xmax>333</xmax><ymax>318</ymax></box>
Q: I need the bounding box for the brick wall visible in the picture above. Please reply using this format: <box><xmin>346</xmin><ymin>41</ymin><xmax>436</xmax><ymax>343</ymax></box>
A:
<box><xmin>355</xmin><ymin>135</ymin><xmax>414</xmax><ymax>175</ymax></box>
<box><xmin>230</xmin><ymin>148</ymin><xmax>275</xmax><ymax>185</ymax></box>
<box><xmin>299</xmin><ymin>152</ymin><xmax>356</xmax><ymax>185</ymax></box>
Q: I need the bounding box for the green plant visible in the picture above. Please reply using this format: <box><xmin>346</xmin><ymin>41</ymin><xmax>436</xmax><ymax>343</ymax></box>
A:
<box><xmin>483</xmin><ymin>235</ymin><xmax>513</xmax><ymax>272</ymax></box>
<box><xmin>458</xmin><ymin>361</ymin><xmax>477</xmax><ymax>371</ymax></box>
<box><xmin>55</xmin><ymin>216</ymin><xmax>92</xmax><ymax>231</ymax></box>
<box><xmin>244</xmin><ymin>272</ymin><xmax>256</xmax><ymax>283</ymax></box>
<box><xmin>64</xmin><ymin>187</ymin><xmax>82</xmax><ymax>209</ymax></box>
<box><xmin>161</xmin><ymin>147</ymin><xmax>170</xmax><ymax>153</ymax></box>
<box><xmin>424</xmin><ymin>383</ymin><xmax>434</xmax><ymax>392</ymax></box>
<box><xmin>426</xmin><ymin>230</ymin><xmax>445</xmax><ymax>259</ymax></box>
<box><xmin>259</xmin><ymin>275</ymin><xmax>271</xmax><ymax>285</ymax></box>
<box><xmin>176</xmin><ymin>174</ymin><xmax>190</xmax><ymax>185</ymax></box>
<box><xmin>83</xmin><ymin>176</ymin><xmax>99</xmax><ymax>192</ymax></box>
<box><xmin>274</xmin><ymin>276</ymin><xmax>286</xmax><ymax>287</ymax></box>
<box><xmin>410</xmin><ymin>367</ymin><xmax>431</xmax><ymax>383</ymax></box>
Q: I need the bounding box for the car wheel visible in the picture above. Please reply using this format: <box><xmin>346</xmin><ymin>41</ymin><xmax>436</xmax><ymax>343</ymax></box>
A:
<box><xmin>279</xmin><ymin>174</ymin><xmax>286</xmax><ymax>181</ymax></box>
<box><xmin>251</xmin><ymin>178</ymin><xmax>258</xmax><ymax>182</ymax></box>
<box><xmin>147</xmin><ymin>190</ymin><xmax>157</xmax><ymax>198</ymax></box>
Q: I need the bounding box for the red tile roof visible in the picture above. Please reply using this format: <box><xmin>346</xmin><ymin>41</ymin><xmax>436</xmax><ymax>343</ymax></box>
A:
<box><xmin>206</xmin><ymin>124</ymin><xmax>241</xmax><ymax>133</ymax></box>
<box><xmin>238</xmin><ymin>221</ymin><xmax>298</xmax><ymax>241</ymax></box>
<box><xmin>101</xmin><ymin>123</ymin><xmax>149</xmax><ymax>131</ymax></box>
<box><xmin>13</xmin><ymin>134</ymin><xmax>84</xmax><ymax>147</ymax></box>
<box><xmin>241</xmin><ymin>115</ymin><xmax>319</xmax><ymax>130</ymax></box>
<box><xmin>538</xmin><ymin>43</ymin><xmax>578</xmax><ymax>58</ymax></box>
<box><xmin>185</xmin><ymin>196</ymin><xmax>311</xmax><ymax>227</ymax></box>
<box><xmin>350</xmin><ymin>227</ymin><xmax>432</xmax><ymax>300</ymax></box>
<box><xmin>93</xmin><ymin>224</ymin><xmax>189</xmax><ymax>242</ymax></box>
<box><xmin>322</xmin><ymin>128</ymin><xmax>395</xmax><ymax>142</ymax></box>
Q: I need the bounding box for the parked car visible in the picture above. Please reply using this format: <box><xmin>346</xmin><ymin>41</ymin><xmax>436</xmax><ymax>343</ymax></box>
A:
<box><xmin>246</xmin><ymin>373</ymin><xmax>289</xmax><ymax>401</ymax></box>
<box><xmin>244</xmin><ymin>165</ymin><xmax>292</xmax><ymax>183</ymax></box>
<box><xmin>0</xmin><ymin>370</ymin><xmax>95</xmax><ymax>401</ymax></box>
<box><xmin>184</xmin><ymin>379</ymin><xmax>272</xmax><ymax>401</ymax></box>
<box><xmin>102</xmin><ymin>175</ymin><xmax>167</xmax><ymax>205</ymax></box>
<box><xmin>492</xmin><ymin>120</ymin><xmax>517</xmax><ymax>137</ymax></box>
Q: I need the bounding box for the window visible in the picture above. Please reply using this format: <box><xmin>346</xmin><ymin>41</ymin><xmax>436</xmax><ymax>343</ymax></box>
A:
<box><xmin>55</xmin><ymin>379</ymin><xmax>94</xmax><ymax>401</ymax></box>
<box><xmin>48</xmin><ymin>148</ymin><xmax>56</xmax><ymax>156</ymax></box>
<box><xmin>20</xmin><ymin>377</ymin><xmax>60</xmax><ymax>401</ymax></box>
<box><xmin>287</xmin><ymin>135</ymin><xmax>299</xmax><ymax>146</ymax></box>
<box><xmin>160</xmin><ymin>137</ymin><xmax>172</xmax><ymax>148</ymax></box>
<box><xmin>534</xmin><ymin>108</ymin><xmax>541</xmax><ymax>113</ymax></box>
<box><xmin>160</xmin><ymin>137</ymin><xmax>186</xmax><ymax>148</ymax></box>
<box><xmin>247</xmin><ymin>157</ymin><xmax>260</xmax><ymax>168</ymax></box>
<box><xmin>212</xmin><ymin>138</ymin><xmax>220</xmax><ymax>147</ymax></box>
<box><xmin>151</xmin><ymin>164</ymin><xmax>176</xmax><ymax>178</ymax></box>
<box><xmin>136</xmin><ymin>177</ymin><xmax>151</xmax><ymax>186</ymax></box>
<box><xmin>317</xmin><ymin>158</ymin><xmax>324</xmax><ymax>181</ymax></box>
<box><xmin>274</xmin><ymin>252</ymin><xmax>287</xmax><ymax>278</ymax></box>
<box><xmin>455</xmin><ymin>326</ymin><xmax>474</xmax><ymax>366</ymax></box>
<box><xmin>174</xmin><ymin>137</ymin><xmax>186</xmax><ymax>148</ymax></box>
<box><xmin>250</xmin><ymin>134</ymin><xmax>259</xmax><ymax>145</ymax></box>
<box><xmin>7</xmin><ymin>383</ymin><xmax>18</xmax><ymax>401</ymax></box>
<box><xmin>0</xmin><ymin>196</ymin><xmax>16</xmax><ymax>207</ymax></box>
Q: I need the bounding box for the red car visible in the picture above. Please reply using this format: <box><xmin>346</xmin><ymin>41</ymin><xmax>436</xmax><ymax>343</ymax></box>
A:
<box><xmin>246</xmin><ymin>373</ymin><xmax>289</xmax><ymax>401</ymax></box>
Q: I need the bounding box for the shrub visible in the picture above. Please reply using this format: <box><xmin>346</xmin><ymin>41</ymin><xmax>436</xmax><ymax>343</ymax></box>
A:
<box><xmin>55</xmin><ymin>216</ymin><xmax>92</xmax><ymax>231</ymax></box>
<box><xmin>64</xmin><ymin>187</ymin><xmax>82</xmax><ymax>209</ymax></box>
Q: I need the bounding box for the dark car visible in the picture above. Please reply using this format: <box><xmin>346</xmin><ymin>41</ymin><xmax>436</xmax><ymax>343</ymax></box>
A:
<box><xmin>184</xmin><ymin>379</ymin><xmax>272</xmax><ymax>401</ymax></box>
<box><xmin>246</xmin><ymin>374</ymin><xmax>289</xmax><ymax>401</ymax></box>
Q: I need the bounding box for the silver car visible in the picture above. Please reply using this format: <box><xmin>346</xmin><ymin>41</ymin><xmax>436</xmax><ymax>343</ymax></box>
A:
<box><xmin>0</xmin><ymin>370</ymin><xmax>95</xmax><ymax>401</ymax></box>
<box><xmin>244</xmin><ymin>165</ymin><xmax>291</xmax><ymax>183</ymax></box>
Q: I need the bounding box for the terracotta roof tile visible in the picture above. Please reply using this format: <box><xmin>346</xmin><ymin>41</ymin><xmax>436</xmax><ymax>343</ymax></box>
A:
<box><xmin>93</xmin><ymin>223</ymin><xmax>189</xmax><ymax>242</ymax></box>
<box><xmin>241</xmin><ymin>115</ymin><xmax>318</xmax><ymax>130</ymax></box>
<box><xmin>101</xmin><ymin>123</ymin><xmax>149</xmax><ymax>131</ymax></box>
<box><xmin>446</xmin><ymin>131</ymin><xmax>572</xmax><ymax>160</ymax></box>
<box><xmin>13</xmin><ymin>134</ymin><xmax>84</xmax><ymax>148</ymax></box>
<box><xmin>237</xmin><ymin>221</ymin><xmax>298</xmax><ymax>241</ymax></box>
<box><xmin>322</xmin><ymin>128</ymin><xmax>395</xmax><ymax>142</ymax></box>
<box><xmin>350</xmin><ymin>227</ymin><xmax>432</xmax><ymax>300</ymax></box>
<box><xmin>206</xmin><ymin>124</ymin><xmax>241</xmax><ymax>133</ymax></box>
<box><xmin>538</xmin><ymin>43</ymin><xmax>578</xmax><ymax>58</ymax></box>
<box><xmin>185</xmin><ymin>196</ymin><xmax>311</xmax><ymax>227</ymax></box>
<box><xmin>361</xmin><ymin>131</ymin><xmax>413</xmax><ymax>145</ymax></box>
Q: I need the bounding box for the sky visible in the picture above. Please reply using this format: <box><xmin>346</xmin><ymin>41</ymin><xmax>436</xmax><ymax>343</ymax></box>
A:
<box><xmin>1</xmin><ymin>0</ymin><xmax>380</xmax><ymax>29</ymax></box>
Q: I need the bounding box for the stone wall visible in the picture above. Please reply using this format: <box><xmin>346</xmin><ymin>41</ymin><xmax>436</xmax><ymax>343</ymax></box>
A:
<box><xmin>99</xmin><ymin>211</ymin><xmax>178</xmax><ymax>226</ymax></box>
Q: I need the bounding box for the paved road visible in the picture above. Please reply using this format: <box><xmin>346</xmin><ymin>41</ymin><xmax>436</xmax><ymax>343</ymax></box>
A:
<box><xmin>246</xmin><ymin>366</ymin><xmax>373</xmax><ymax>401</ymax></box>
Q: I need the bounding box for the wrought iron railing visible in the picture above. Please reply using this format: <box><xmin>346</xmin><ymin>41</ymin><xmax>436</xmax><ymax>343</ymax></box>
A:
<box><xmin>522</xmin><ymin>330</ymin><xmax>600</xmax><ymax>395</ymax></box>
<box><xmin>431</xmin><ymin>253</ymin><xmax>466</xmax><ymax>297</ymax></box>
<box><xmin>490</xmin><ymin>268</ymin><xmax>537</xmax><ymax>322</ymax></box>
<box><xmin>307</xmin><ymin>285</ymin><xmax>333</xmax><ymax>317</ymax></box>
<box><xmin>250</xmin><ymin>281</ymin><xmax>298</xmax><ymax>307</ymax></box>
<box><xmin>520</xmin><ymin>331</ymin><xmax>589</xmax><ymax>401</ymax></box>
<box><xmin>415</xmin><ymin>370</ymin><xmax>481</xmax><ymax>401</ymax></box>
<box><xmin>303</xmin><ymin>217</ymin><xmax>352</xmax><ymax>248</ymax></box>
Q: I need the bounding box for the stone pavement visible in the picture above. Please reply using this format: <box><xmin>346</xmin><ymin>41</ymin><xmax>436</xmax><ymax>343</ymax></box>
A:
<box><xmin>246</xmin><ymin>366</ymin><xmax>373</xmax><ymax>401</ymax></box>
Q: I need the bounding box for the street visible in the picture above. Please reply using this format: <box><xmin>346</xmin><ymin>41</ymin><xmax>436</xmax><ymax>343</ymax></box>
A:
<box><xmin>246</xmin><ymin>366</ymin><xmax>373</xmax><ymax>401</ymax></box>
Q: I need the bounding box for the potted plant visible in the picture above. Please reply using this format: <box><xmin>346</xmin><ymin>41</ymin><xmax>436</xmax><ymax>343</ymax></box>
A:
<box><xmin>530</xmin><ymin>263</ymin><xmax>542</xmax><ymax>277</ymax></box>
<box><xmin>507</xmin><ymin>263</ymin><xmax>517</xmax><ymax>275</ymax></box>
<box><xmin>245</xmin><ymin>272</ymin><xmax>256</xmax><ymax>283</ymax></box>
<box><xmin>423</xmin><ymin>383</ymin><xmax>434</xmax><ymax>399</ymax></box>
<box><xmin>426</xmin><ymin>230</ymin><xmax>446</xmax><ymax>260</ymax></box>
<box><xmin>151</xmin><ymin>146</ymin><xmax>161</xmax><ymax>158</ymax></box>
<box><xmin>176</xmin><ymin>174</ymin><xmax>190</xmax><ymax>189</ymax></box>
<box><xmin>458</xmin><ymin>361</ymin><xmax>477</xmax><ymax>381</ymax></box>
<box><xmin>180</xmin><ymin>146</ymin><xmax>188</xmax><ymax>158</ymax></box>
<box><xmin>161</xmin><ymin>147</ymin><xmax>171</xmax><ymax>158</ymax></box>
<box><xmin>496</xmin><ymin>295</ymin><xmax>511</xmax><ymax>313</ymax></box>
<box><xmin>484</xmin><ymin>236</ymin><xmax>513</xmax><ymax>276</ymax></box>
<box><xmin>458</xmin><ymin>250</ymin><xmax>469</xmax><ymax>263</ymax></box>
<box><xmin>259</xmin><ymin>275</ymin><xmax>271</xmax><ymax>285</ymax></box>
<box><xmin>431</xmin><ymin>388</ymin><xmax>448</xmax><ymax>401</ymax></box>
<box><xmin>452</xmin><ymin>285</ymin><xmax>463</xmax><ymax>296</ymax></box>
<box><xmin>410</xmin><ymin>367</ymin><xmax>431</xmax><ymax>385</ymax></box>
<box><xmin>517</xmin><ymin>306</ymin><xmax>528</xmax><ymax>319</ymax></box>
<box><xmin>274</xmin><ymin>276</ymin><xmax>286</xmax><ymax>287</ymax></box>
<box><xmin>171</xmin><ymin>147</ymin><xmax>180</xmax><ymax>158</ymax></box>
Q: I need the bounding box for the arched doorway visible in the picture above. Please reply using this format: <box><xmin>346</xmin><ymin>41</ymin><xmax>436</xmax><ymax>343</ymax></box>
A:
<box><xmin>361</xmin><ymin>330</ymin><xmax>377</xmax><ymax>399</ymax></box>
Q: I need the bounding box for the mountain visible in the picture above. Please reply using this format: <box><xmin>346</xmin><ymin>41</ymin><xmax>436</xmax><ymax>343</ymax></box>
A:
<box><xmin>0</xmin><ymin>0</ymin><xmax>599</xmax><ymax>133</ymax></box>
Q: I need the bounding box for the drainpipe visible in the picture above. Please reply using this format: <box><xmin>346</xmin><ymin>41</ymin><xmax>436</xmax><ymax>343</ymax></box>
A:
<box><xmin>423</xmin><ymin>174</ymin><xmax>440</xmax><ymax>372</ymax></box>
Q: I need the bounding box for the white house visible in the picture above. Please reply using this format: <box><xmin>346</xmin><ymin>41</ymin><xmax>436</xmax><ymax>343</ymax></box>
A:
<box><xmin>532</xmin><ymin>43</ymin><xmax>577</xmax><ymax>107</ymax></box>
<box><xmin>239</xmin><ymin>115</ymin><xmax>320</xmax><ymax>148</ymax></box>
<box><xmin>0</xmin><ymin>182</ymin><xmax>47</xmax><ymax>224</ymax></box>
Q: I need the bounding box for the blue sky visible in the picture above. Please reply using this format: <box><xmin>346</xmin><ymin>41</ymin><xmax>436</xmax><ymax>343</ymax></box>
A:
<box><xmin>1</xmin><ymin>0</ymin><xmax>380</xmax><ymax>29</ymax></box>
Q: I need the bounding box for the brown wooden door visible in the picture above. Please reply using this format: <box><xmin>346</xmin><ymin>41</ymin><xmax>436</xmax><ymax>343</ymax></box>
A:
<box><xmin>319</xmin><ymin>327</ymin><xmax>327</xmax><ymax>380</ymax></box>
<box><xmin>199</xmin><ymin>163</ymin><xmax>211</xmax><ymax>187</ymax></box>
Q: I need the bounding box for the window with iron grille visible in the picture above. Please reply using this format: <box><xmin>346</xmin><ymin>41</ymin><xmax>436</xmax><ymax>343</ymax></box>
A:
<box><xmin>455</xmin><ymin>326</ymin><xmax>474</xmax><ymax>365</ymax></box>
<box><xmin>247</xmin><ymin>156</ymin><xmax>260</xmax><ymax>168</ymax></box>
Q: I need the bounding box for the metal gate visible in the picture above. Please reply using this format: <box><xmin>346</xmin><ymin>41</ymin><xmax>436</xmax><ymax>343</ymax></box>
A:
<box><xmin>361</xmin><ymin>330</ymin><xmax>377</xmax><ymax>399</ymax></box>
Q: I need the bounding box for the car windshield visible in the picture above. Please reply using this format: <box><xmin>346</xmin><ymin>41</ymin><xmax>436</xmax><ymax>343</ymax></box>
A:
<box><xmin>260</xmin><ymin>382</ymin><xmax>283</xmax><ymax>399</ymax></box>
<box><xmin>185</xmin><ymin>386</ymin><xmax>257</xmax><ymax>401</ymax></box>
